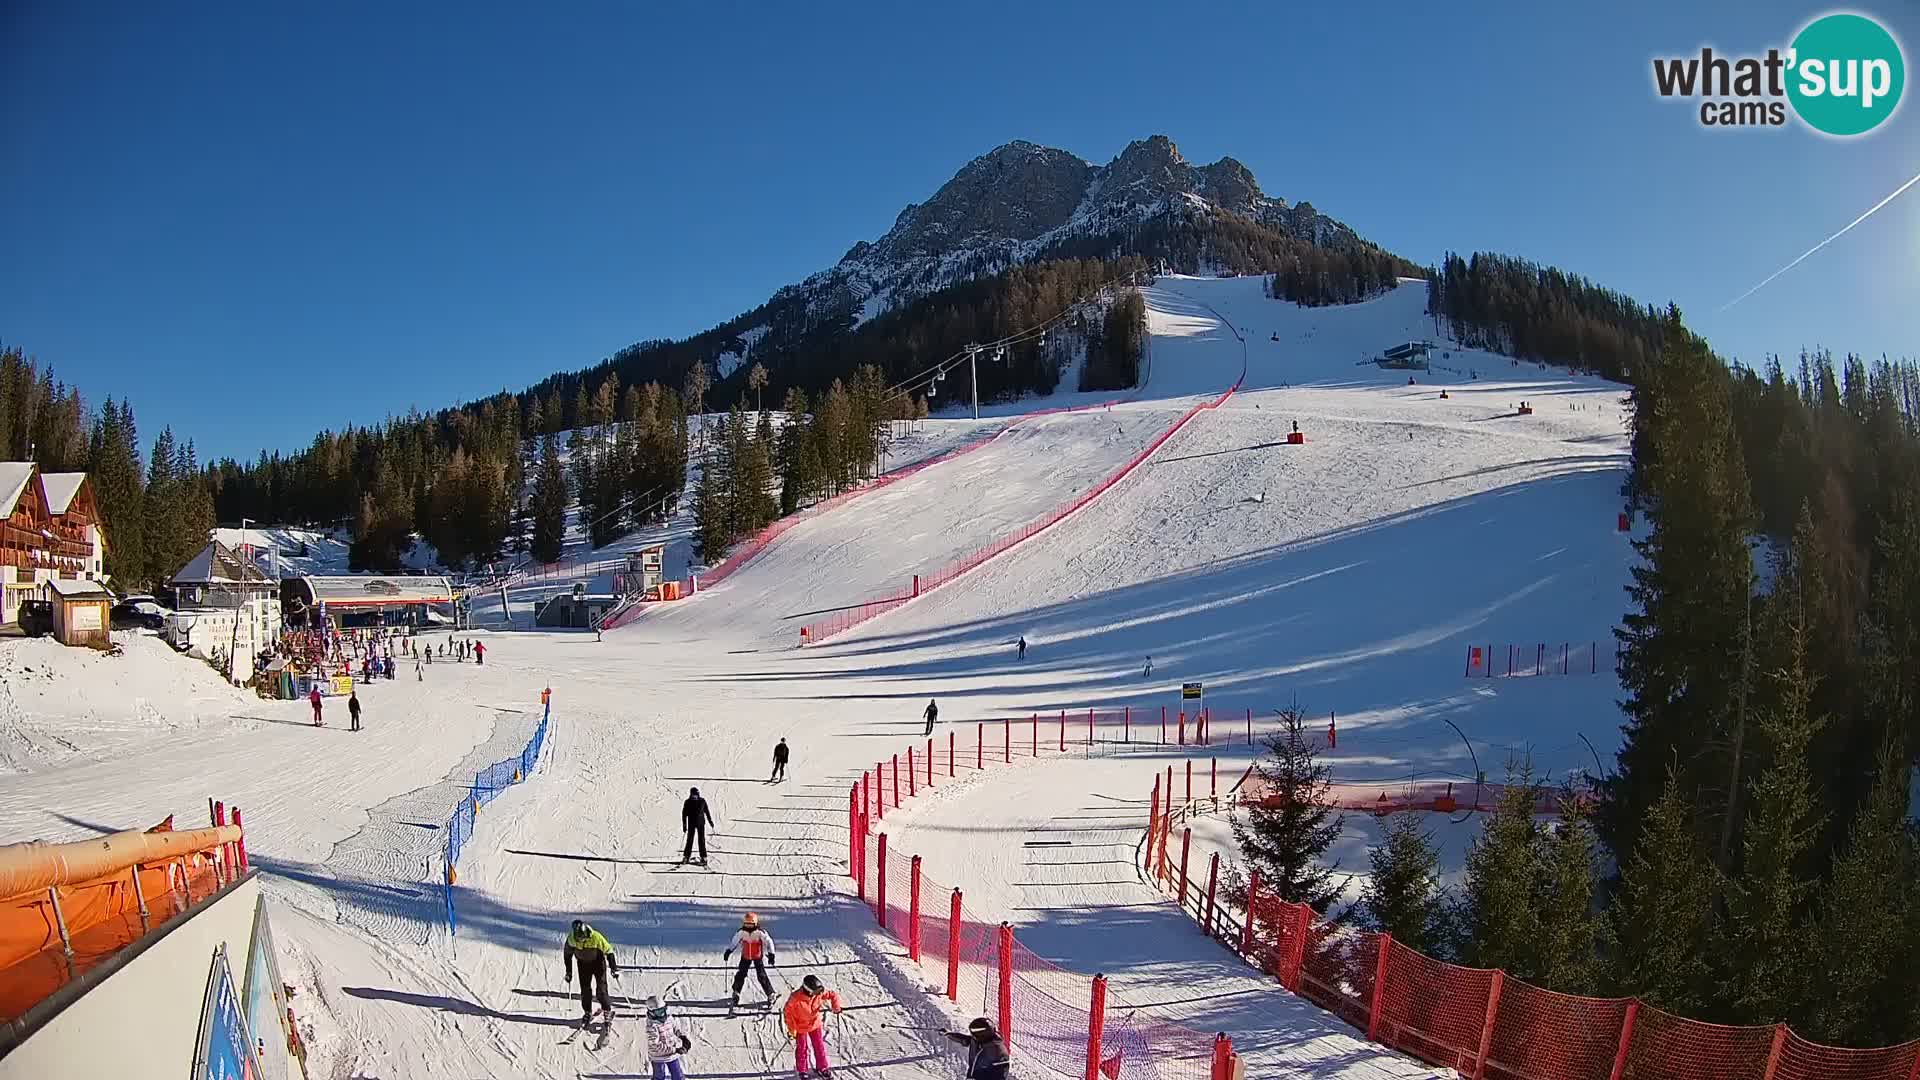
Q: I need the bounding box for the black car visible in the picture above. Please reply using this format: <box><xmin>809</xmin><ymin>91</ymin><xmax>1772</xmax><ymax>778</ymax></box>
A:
<box><xmin>18</xmin><ymin>600</ymin><xmax>53</xmax><ymax>637</ymax></box>
<box><xmin>110</xmin><ymin>600</ymin><xmax>165</xmax><ymax>630</ymax></box>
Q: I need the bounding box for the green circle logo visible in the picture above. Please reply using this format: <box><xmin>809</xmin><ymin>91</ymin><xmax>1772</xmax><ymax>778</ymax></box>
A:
<box><xmin>1787</xmin><ymin>13</ymin><xmax>1905</xmax><ymax>136</ymax></box>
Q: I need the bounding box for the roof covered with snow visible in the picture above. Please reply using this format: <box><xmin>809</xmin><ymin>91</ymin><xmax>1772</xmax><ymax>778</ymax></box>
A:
<box><xmin>298</xmin><ymin>574</ymin><xmax>453</xmax><ymax>606</ymax></box>
<box><xmin>0</xmin><ymin>463</ymin><xmax>34</xmax><ymax>518</ymax></box>
<box><xmin>46</xmin><ymin>577</ymin><xmax>113</xmax><ymax>600</ymax></box>
<box><xmin>38</xmin><ymin>473</ymin><xmax>87</xmax><ymax>514</ymax></box>
<box><xmin>170</xmin><ymin>541</ymin><xmax>277</xmax><ymax>587</ymax></box>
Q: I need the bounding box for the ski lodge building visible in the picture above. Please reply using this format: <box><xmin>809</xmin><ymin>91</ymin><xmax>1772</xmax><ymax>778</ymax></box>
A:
<box><xmin>282</xmin><ymin>573</ymin><xmax>455</xmax><ymax>630</ymax></box>
<box><xmin>0</xmin><ymin>462</ymin><xmax>107</xmax><ymax>627</ymax></box>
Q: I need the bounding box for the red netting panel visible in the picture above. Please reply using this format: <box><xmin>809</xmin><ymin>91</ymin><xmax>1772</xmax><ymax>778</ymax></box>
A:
<box><xmin>1297</xmin><ymin>923</ymin><xmax>1378</xmax><ymax>1033</ymax></box>
<box><xmin>1005</xmin><ymin>937</ymin><xmax>1098</xmax><ymax>1080</ymax></box>
<box><xmin>1243</xmin><ymin>893</ymin><xmax>1299</xmax><ymax>979</ymax></box>
<box><xmin>1120</xmin><ymin>1011</ymin><xmax>1215</xmax><ymax>1080</ymax></box>
<box><xmin>1773</xmin><ymin>1033</ymin><xmax>1920</xmax><ymax>1080</ymax></box>
<box><xmin>883</xmin><ymin>845</ymin><xmax>914</xmax><ymax>944</ymax></box>
<box><xmin>917</xmin><ymin>888</ymin><xmax>998</xmax><ymax>1016</ymax></box>
<box><xmin>1373</xmin><ymin>939</ymin><xmax>1495</xmax><ymax>1072</ymax></box>
<box><xmin>1483</xmin><ymin>980</ymin><xmax>1632</xmax><ymax>1080</ymax></box>
<box><xmin>1620</xmin><ymin>1005</ymin><xmax>1777</xmax><ymax>1080</ymax></box>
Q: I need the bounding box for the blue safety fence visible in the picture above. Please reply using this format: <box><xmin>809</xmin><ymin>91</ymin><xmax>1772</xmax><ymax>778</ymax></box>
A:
<box><xmin>443</xmin><ymin>695</ymin><xmax>553</xmax><ymax>935</ymax></box>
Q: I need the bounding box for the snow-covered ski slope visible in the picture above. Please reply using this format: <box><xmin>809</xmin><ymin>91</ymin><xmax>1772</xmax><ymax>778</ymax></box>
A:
<box><xmin>0</xmin><ymin>276</ymin><xmax>1634</xmax><ymax>1080</ymax></box>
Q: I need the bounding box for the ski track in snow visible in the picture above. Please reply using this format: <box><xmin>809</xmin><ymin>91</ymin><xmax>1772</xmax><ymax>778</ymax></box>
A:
<box><xmin>0</xmin><ymin>277</ymin><xmax>1633</xmax><ymax>1079</ymax></box>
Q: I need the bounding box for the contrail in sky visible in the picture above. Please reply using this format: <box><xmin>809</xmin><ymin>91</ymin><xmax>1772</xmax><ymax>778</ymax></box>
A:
<box><xmin>1719</xmin><ymin>167</ymin><xmax>1920</xmax><ymax>313</ymax></box>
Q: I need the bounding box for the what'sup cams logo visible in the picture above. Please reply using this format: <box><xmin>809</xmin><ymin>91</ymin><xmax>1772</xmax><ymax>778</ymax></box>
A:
<box><xmin>1653</xmin><ymin>12</ymin><xmax>1904</xmax><ymax>136</ymax></box>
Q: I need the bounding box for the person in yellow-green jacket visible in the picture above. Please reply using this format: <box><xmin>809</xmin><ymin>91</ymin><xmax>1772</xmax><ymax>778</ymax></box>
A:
<box><xmin>564</xmin><ymin>919</ymin><xmax>621</xmax><ymax>1022</ymax></box>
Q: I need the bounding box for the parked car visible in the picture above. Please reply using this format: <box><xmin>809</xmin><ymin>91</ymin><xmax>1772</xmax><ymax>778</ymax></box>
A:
<box><xmin>18</xmin><ymin>600</ymin><xmax>54</xmax><ymax>637</ymax></box>
<box><xmin>111</xmin><ymin>595</ymin><xmax>170</xmax><ymax>630</ymax></box>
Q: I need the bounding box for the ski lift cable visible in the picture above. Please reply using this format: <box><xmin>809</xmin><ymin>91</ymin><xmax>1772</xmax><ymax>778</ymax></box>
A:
<box><xmin>879</xmin><ymin>269</ymin><xmax>1149</xmax><ymax>404</ymax></box>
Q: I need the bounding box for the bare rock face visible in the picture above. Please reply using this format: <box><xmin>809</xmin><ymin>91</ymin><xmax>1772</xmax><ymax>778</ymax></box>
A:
<box><xmin>870</xmin><ymin>141</ymin><xmax>1095</xmax><ymax>260</ymax></box>
<box><xmin>771</xmin><ymin>134</ymin><xmax>1374</xmax><ymax>331</ymax></box>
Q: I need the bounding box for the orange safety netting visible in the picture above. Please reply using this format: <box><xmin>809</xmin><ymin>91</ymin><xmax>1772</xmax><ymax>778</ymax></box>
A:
<box><xmin>1148</xmin><ymin>769</ymin><xmax>1920</xmax><ymax>1080</ymax></box>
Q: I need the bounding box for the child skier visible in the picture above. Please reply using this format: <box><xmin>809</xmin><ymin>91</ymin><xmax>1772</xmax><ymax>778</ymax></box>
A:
<box><xmin>946</xmin><ymin>1018</ymin><xmax>1011</xmax><ymax>1080</ymax></box>
<box><xmin>643</xmin><ymin>996</ymin><xmax>693</xmax><ymax>1080</ymax></box>
<box><xmin>781</xmin><ymin>974</ymin><xmax>842</xmax><ymax>1079</ymax></box>
<box><xmin>723</xmin><ymin>912</ymin><xmax>776</xmax><ymax>1011</ymax></box>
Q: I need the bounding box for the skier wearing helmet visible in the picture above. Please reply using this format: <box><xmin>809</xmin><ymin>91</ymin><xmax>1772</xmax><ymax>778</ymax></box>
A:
<box><xmin>643</xmin><ymin>995</ymin><xmax>694</xmax><ymax>1080</ymax></box>
<box><xmin>782</xmin><ymin>974</ymin><xmax>843</xmax><ymax>1079</ymax></box>
<box><xmin>562</xmin><ymin>919</ymin><xmax>621</xmax><ymax>1023</ymax></box>
<box><xmin>723</xmin><ymin>912</ymin><xmax>777</xmax><ymax>1011</ymax></box>
<box><xmin>946</xmin><ymin>1017</ymin><xmax>1011</xmax><ymax>1079</ymax></box>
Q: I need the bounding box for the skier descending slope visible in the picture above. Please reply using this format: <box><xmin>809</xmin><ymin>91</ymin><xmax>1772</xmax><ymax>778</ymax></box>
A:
<box><xmin>643</xmin><ymin>996</ymin><xmax>694</xmax><ymax>1080</ymax></box>
<box><xmin>724</xmin><ymin>912</ymin><xmax>777</xmax><ymax>1012</ymax></box>
<box><xmin>563</xmin><ymin>919</ymin><xmax>622</xmax><ymax>1025</ymax></box>
<box><xmin>770</xmin><ymin>738</ymin><xmax>789</xmax><ymax>783</ymax></box>
<box><xmin>782</xmin><ymin>975</ymin><xmax>843</xmax><ymax>1079</ymax></box>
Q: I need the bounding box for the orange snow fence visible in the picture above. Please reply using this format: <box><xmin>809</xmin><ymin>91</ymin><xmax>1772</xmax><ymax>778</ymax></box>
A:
<box><xmin>0</xmin><ymin>823</ymin><xmax>242</xmax><ymax>1023</ymax></box>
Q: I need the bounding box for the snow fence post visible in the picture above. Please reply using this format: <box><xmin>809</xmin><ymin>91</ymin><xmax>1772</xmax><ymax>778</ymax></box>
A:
<box><xmin>1148</xmin><ymin>777</ymin><xmax>1161</xmax><ymax>874</ymax></box>
<box><xmin>1185</xmin><ymin>760</ymin><xmax>1193</xmax><ymax>806</ymax></box>
<box><xmin>1204</xmin><ymin>852</ymin><xmax>1220</xmax><ymax>937</ymax></box>
<box><xmin>1004</xmin><ymin>718</ymin><xmax>1010</xmax><ymax>764</ymax></box>
<box><xmin>849</xmin><ymin>785</ymin><xmax>861</xmax><ymax>884</ymax></box>
<box><xmin>907</xmin><ymin>747</ymin><xmax>916</xmax><ymax>798</ymax></box>
<box><xmin>1211</xmin><ymin>758</ymin><xmax>1218</xmax><ymax>810</ymax></box>
<box><xmin>1366</xmin><ymin>933</ymin><xmax>1393</xmax><ymax>1043</ymax></box>
<box><xmin>1160</xmin><ymin>706</ymin><xmax>1166</xmax><ymax>744</ymax></box>
<box><xmin>1288</xmin><ymin>904</ymin><xmax>1312</xmax><ymax>992</ymax></box>
<box><xmin>927</xmin><ymin>738</ymin><xmax>934</xmax><ymax>787</ymax></box>
<box><xmin>908</xmin><ymin>855</ymin><xmax>923</xmax><ymax>962</ymax></box>
<box><xmin>1177</xmin><ymin>828</ymin><xmax>1192</xmax><ymax>912</ymax></box>
<box><xmin>1760</xmin><ymin>1026</ymin><xmax>1789</xmax><ymax>1080</ymax></box>
<box><xmin>1124</xmin><ymin>706</ymin><xmax>1131</xmax><ymax>743</ymax></box>
<box><xmin>1246</xmin><ymin>708</ymin><xmax>1252</xmax><ymax>746</ymax></box>
<box><xmin>1472</xmin><ymin>969</ymin><xmax>1504</xmax><ymax>1080</ymax></box>
<box><xmin>1058</xmin><ymin>710</ymin><xmax>1066</xmax><ymax>753</ymax></box>
<box><xmin>1178</xmin><ymin>710</ymin><xmax>1186</xmax><ymax>746</ymax></box>
<box><xmin>1031</xmin><ymin>714</ymin><xmax>1037</xmax><ymax>758</ymax></box>
<box><xmin>976</xmin><ymin>724</ymin><xmax>983</xmax><ymax>771</ymax></box>
<box><xmin>1085</xmin><ymin>974</ymin><xmax>1108</xmax><ymax>1080</ymax></box>
<box><xmin>1087</xmin><ymin>708</ymin><xmax>1093</xmax><ymax>746</ymax></box>
<box><xmin>946</xmin><ymin>889</ymin><xmax>963</xmax><ymax>1002</ymax></box>
<box><xmin>1607</xmin><ymin>1000</ymin><xmax>1640</xmax><ymax>1080</ymax></box>
<box><xmin>1240</xmin><ymin>871</ymin><xmax>1261</xmax><ymax>959</ymax></box>
<box><xmin>997</xmin><ymin>923</ymin><xmax>1014</xmax><ymax>1046</ymax></box>
<box><xmin>949</xmin><ymin>731</ymin><xmax>955</xmax><ymax>777</ymax></box>
<box><xmin>876</xmin><ymin>762</ymin><xmax>885</xmax><ymax>821</ymax></box>
<box><xmin>892</xmin><ymin>754</ymin><xmax>901</xmax><ymax>808</ymax></box>
<box><xmin>232</xmin><ymin>807</ymin><xmax>247</xmax><ymax>873</ymax></box>
<box><xmin>875</xmin><ymin>834</ymin><xmax>888</xmax><ymax>928</ymax></box>
<box><xmin>1210</xmin><ymin>1034</ymin><xmax>1232</xmax><ymax>1080</ymax></box>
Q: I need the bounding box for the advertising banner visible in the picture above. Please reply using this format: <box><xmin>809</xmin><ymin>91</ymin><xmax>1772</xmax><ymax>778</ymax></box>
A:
<box><xmin>192</xmin><ymin>943</ymin><xmax>262</xmax><ymax>1080</ymax></box>
<box><xmin>242</xmin><ymin>900</ymin><xmax>291</xmax><ymax>1080</ymax></box>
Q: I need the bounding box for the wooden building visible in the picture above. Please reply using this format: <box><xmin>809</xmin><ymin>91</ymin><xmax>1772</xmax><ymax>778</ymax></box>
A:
<box><xmin>1</xmin><ymin>464</ymin><xmax>107</xmax><ymax>626</ymax></box>
<box><xmin>47</xmin><ymin>577</ymin><xmax>113</xmax><ymax>649</ymax></box>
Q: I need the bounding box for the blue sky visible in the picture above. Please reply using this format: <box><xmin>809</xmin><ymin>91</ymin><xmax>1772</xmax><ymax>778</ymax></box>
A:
<box><xmin>3</xmin><ymin>1</ymin><xmax>1915</xmax><ymax>459</ymax></box>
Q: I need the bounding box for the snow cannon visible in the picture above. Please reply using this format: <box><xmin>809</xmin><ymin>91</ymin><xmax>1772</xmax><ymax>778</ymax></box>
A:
<box><xmin>1286</xmin><ymin>420</ymin><xmax>1305</xmax><ymax>446</ymax></box>
<box><xmin>1517</xmin><ymin>401</ymin><xmax>1534</xmax><ymax>416</ymax></box>
<box><xmin>1438</xmin><ymin>389</ymin><xmax>1450</xmax><ymax>399</ymax></box>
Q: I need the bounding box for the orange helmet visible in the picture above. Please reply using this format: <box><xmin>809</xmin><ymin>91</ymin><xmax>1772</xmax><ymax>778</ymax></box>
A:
<box><xmin>742</xmin><ymin>912</ymin><xmax>759</xmax><ymax>929</ymax></box>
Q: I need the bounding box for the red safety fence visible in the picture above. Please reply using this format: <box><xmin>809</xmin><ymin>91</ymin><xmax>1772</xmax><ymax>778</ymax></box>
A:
<box><xmin>804</xmin><ymin>380</ymin><xmax>1243</xmax><ymax>645</ymax></box>
<box><xmin>1143</xmin><ymin>763</ymin><xmax>1920</xmax><ymax>1080</ymax></box>
<box><xmin>846</xmin><ymin>726</ymin><xmax>1238</xmax><ymax>1080</ymax></box>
